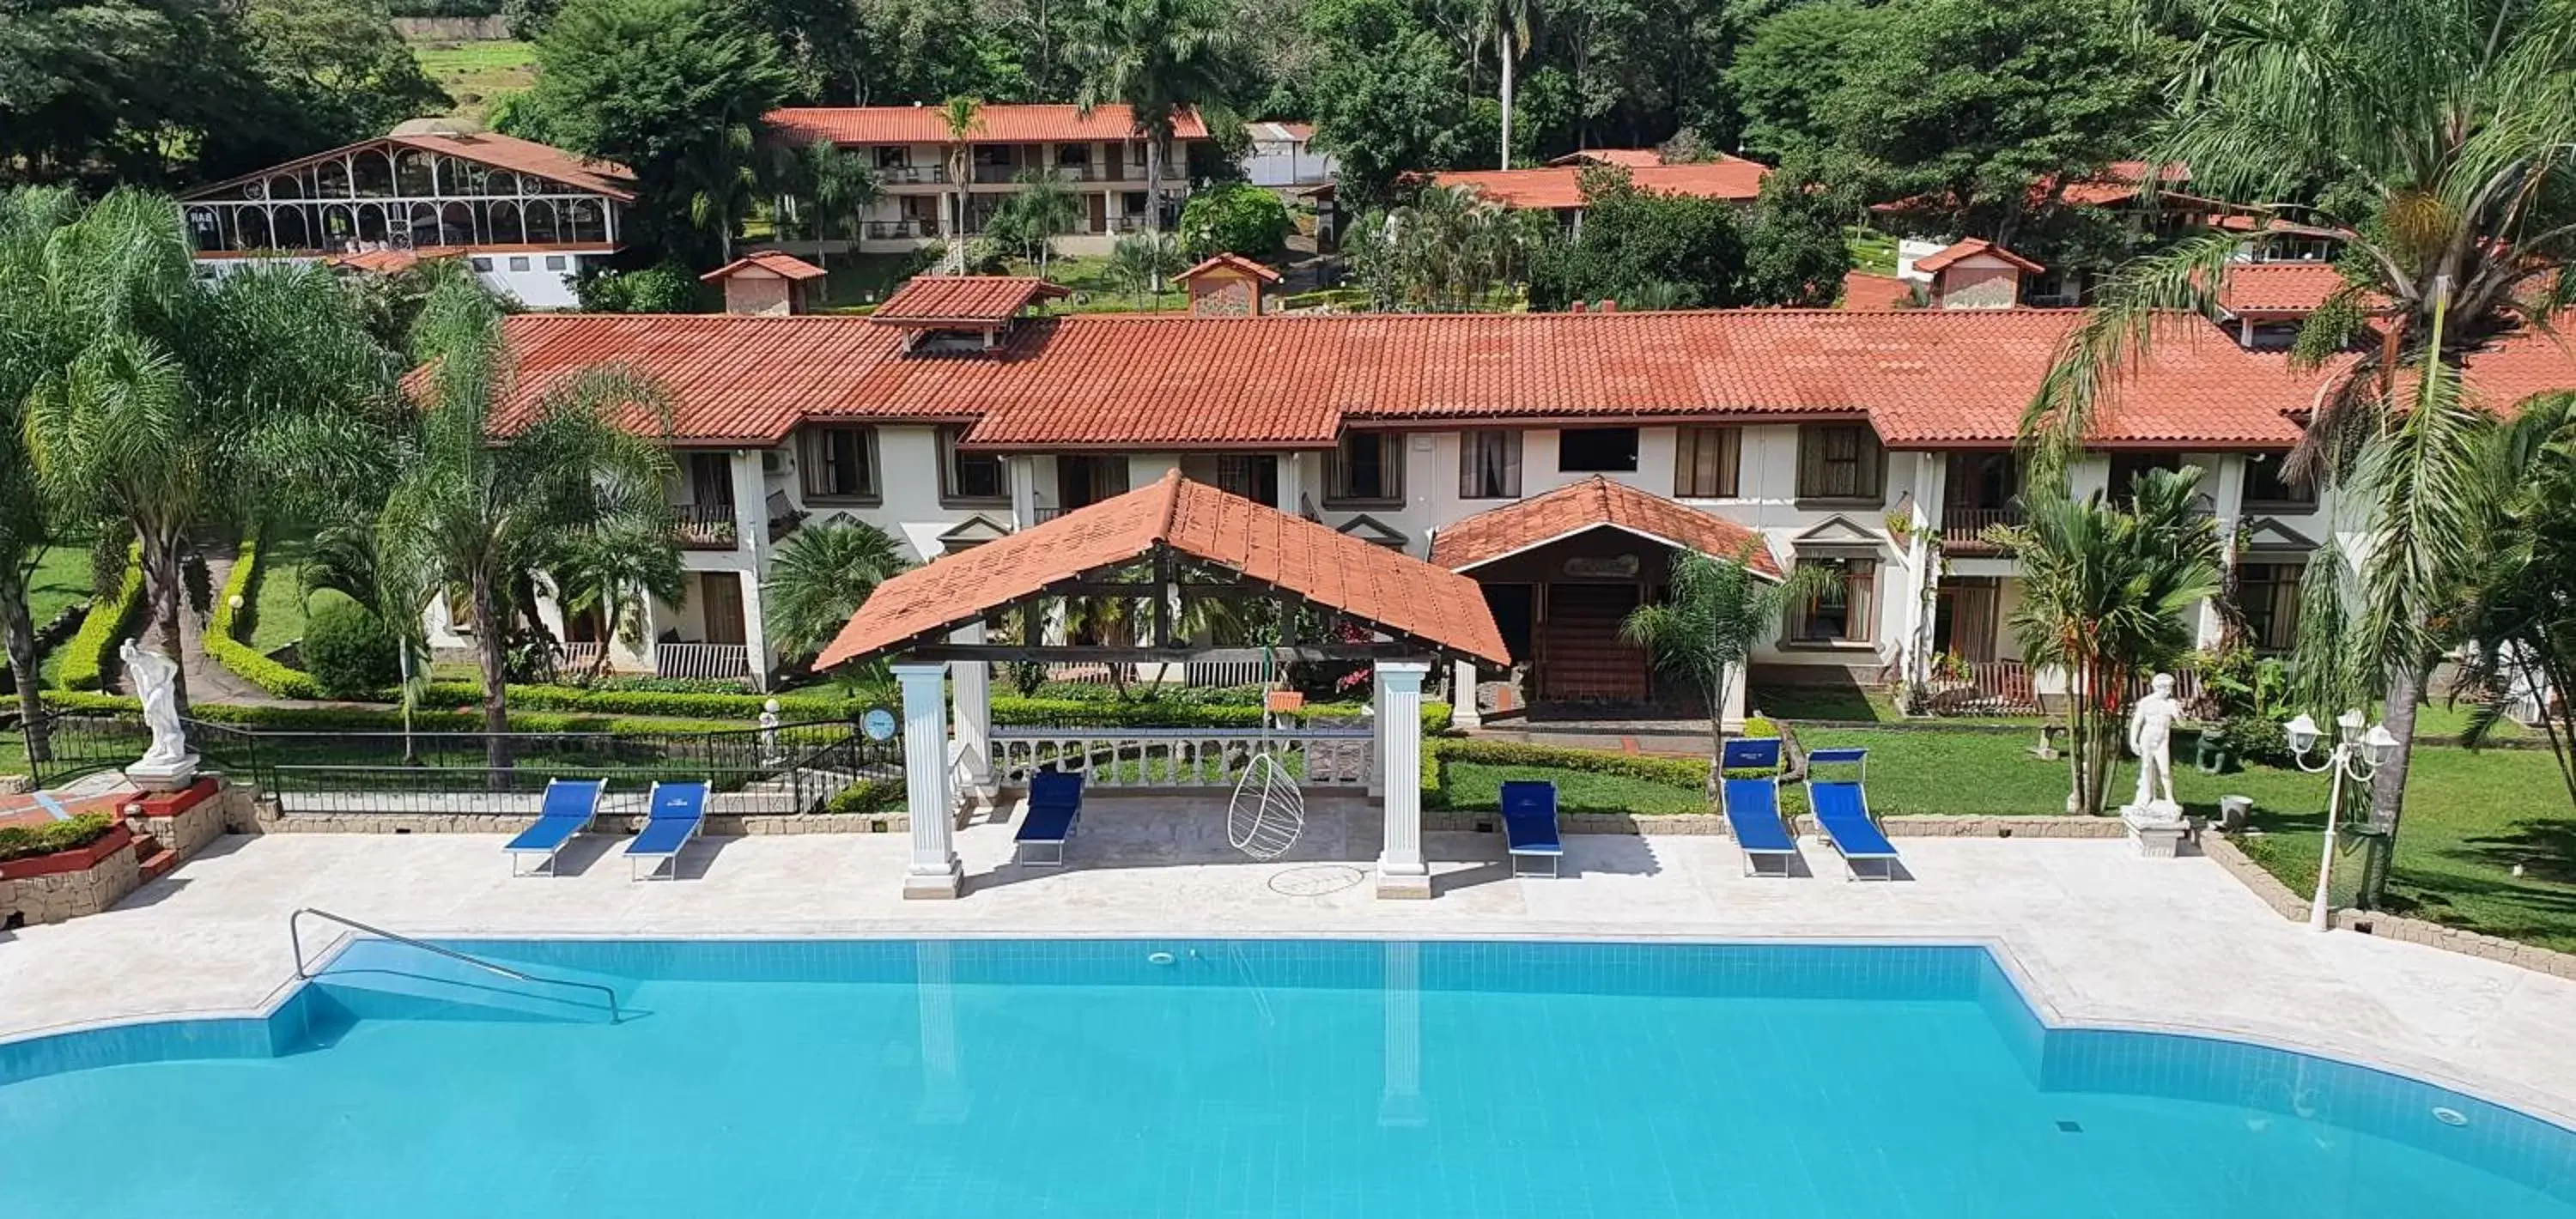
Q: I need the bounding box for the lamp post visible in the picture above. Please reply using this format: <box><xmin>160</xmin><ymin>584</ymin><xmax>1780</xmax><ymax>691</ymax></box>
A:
<box><xmin>2284</xmin><ymin>710</ymin><xmax>2402</xmax><ymax>931</ymax></box>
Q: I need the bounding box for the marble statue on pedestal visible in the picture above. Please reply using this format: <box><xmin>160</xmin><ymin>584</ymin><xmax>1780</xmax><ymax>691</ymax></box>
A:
<box><xmin>2127</xmin><ymin>672</ymin><xmax>2184</xmax><ymax>816</ymax></box>
<box><xmin>122</xmin><ymin>640</ymin><xmax>199</xmax><ymax>791</ymax></box>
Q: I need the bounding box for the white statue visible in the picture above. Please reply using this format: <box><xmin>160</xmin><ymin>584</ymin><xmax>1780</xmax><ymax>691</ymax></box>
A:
<box><xmin>123</xmin><ymin>639</ymin><xmax>191</xmax><ymax>769</ymax></box>
<box><xmin>2127</xmin><ymin>671</ymin><xmax>2183</xmax><ymax>815</ymax></box>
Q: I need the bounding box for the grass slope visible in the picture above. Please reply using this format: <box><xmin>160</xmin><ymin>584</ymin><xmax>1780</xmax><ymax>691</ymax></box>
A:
<box><xmin>412</xmin><ymin>39</ymin><xmax>538</xmax><ymax>123</ymax></box>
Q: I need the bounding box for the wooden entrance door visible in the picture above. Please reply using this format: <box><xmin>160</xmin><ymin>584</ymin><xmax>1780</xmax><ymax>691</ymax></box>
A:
<box><xmin>1539</xmin><ymin>583</ymin><xmax>1647</xmax><ymax>702</ymax></box>
<box><xmin>700</xmin><ymin>572</ymin><xmax>747</xmax><ymax>646</ymax></box>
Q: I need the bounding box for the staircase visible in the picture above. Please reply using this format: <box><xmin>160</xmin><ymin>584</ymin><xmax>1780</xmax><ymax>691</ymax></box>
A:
<box><xmin>134</xmin><ymin>833</ymin><xmax>179</xmax><ymax>883</ymax></box>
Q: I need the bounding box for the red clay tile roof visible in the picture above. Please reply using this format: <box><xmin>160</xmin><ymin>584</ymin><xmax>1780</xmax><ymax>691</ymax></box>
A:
<box><xmin>702</xmin><ymin>251</ymin><xmax>827</xmax><ymax>282</ymax></box>
<box><xmin>459</xmin><ymin>308</ymin><xmax>2349</xmax><ymax>450</ymax></box>
<box><xmin>814</xmin><ymin>472</ymin><xmax>1510</xmax><ymax>668</ymax></box>
<box><xmin>1178</xmin><ymin>252</ymin><xmax>1282</xmax><ymax>283</ymax></box>
<box><xmin>2455</xmin><ymin>323</ymin><xmax>2576</xmax><ymax>411</ymax></box>
<box><xmin>1914</xmin><ymin>238</ymin><xmax>2044</xmax><ymax>275</ymax></box>
<box><xmin>1841</xmin><ymin>272</ymin><xmax>1914</xmax><ymax>309</ymax></box>
<box><xmin>766</xmin><ymin>104</ymin><xmax>1210</xmax><ymax>145</ymax></box>
<box><xmin>1547</xmin><ymin>149</ymin><xmax>1665</xmax><ymax>168</ymax></box>
<box><xmin>327</xmin><ymin>248</ymin><xmax>430</xmax><ymax>274</ymax></box>
<box><xmin>2217</xmin><ymin>264</ymin><xmax>2357</xmax><ymax>316</ymax></box>
<box><xmin>871</xmin><ymin>276</ymin><xmax>1070</xmax><ymax>327</ymax></box>
<box><xmin>1429</xmin><ymin>476</ymin><xmax>1784</xmax><ymax>578</ymax></box>
<box><xmin>179</xmin><ymin>132</ymin><xmax>636</xmax><ymax>203</ymax></box>
<box><xmin>1433</xmin><ymin>160</ymin><xmax>1771</xmax><ymax>209</ymax></box>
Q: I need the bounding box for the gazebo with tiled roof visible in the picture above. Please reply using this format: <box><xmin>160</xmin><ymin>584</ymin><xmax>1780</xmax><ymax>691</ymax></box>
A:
<box><xmin>815</xmin><ymin>470</ymin><xmax>1509</xmax><ymax>900</ymax></box>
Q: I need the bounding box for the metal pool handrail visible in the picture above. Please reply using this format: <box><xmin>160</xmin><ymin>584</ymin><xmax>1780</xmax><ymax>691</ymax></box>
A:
<box><xmin>288</xmin><ymin>907</ymin><xmax>623</xmax><ymax>1023</ymax></box>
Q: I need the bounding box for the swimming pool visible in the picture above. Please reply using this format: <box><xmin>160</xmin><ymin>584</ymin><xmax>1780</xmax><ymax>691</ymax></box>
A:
<box><xmin>2</xmin><ymin>938</ymin><xmax>2568</xmax><ymax>1217</ymax></box>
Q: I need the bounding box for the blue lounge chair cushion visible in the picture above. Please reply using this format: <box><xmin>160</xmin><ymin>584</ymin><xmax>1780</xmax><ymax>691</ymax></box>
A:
<box><xmin>1720</xmin><ymin>737</ymin><xmax>1783</xmax><ymax>772</ymax></box>
<box><xmin>1017</xmin><ymin>800</ymin><xmax>1078</xmax><ymax>845</ymax></box>
<box><xmin>1722</xmin><ymin>777</ymin><xmax>1796</xmax><ymax>854</ymax></box>
<box><xmin>1806</xmin><ymin>748</ymin><xmax>1868</xmax><ymax>766</ymax></box>
<box><xmin>1498</xmin><ymin>780</ymin><xmax>1563</xmax><ymax>856</ymax></box>
<box><xmin>1029</xmin><ymin>771</ymin><xmax>1084</xmax><ymax>808</ymax></box>
<box><xmin>506</xmin><ymin>779</ymin><xmax>604</xmax><ymax>852</ymax></box>
<box><xmin>628</xmin><ymin>816</ymin><xmax>696</xmax><ymax>856</ymax></box>
<box><xmin>1811</xmin><ymin>781</ymin><xmax>1897</xmax><ymax>858</ymax></box>
<box><xmin>647</xmin><ymin>782</ymin><xmax>710</xmax><ymax>822</ymax></box>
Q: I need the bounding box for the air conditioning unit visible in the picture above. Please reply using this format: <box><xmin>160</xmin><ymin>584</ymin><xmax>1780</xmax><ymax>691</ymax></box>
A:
<box><xmin>761</xmin><ymin>451</ymin><xmax>785</xmax><ymax>474</ymax></box>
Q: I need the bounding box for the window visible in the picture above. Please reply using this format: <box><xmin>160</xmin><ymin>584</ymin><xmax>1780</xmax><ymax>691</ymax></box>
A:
<box><xmin>1327</xmin><ymin>432</ymin><xmax>1404</xmax><ymax>504</ymax></box>
<box><xmin>1214</xmin><ymin>454</ymin><xmax>1278</xmax><ymax>505</ymax></box>
<box><xmin>2108</xmin><ymin>452</ymin><xmax>2182</xmax><ymax>494</ymax></box>
<box><xmin>1796</xmin><ymin>424</ymin><xmax>1885</xmax><ymax>501</ymax></box>
<box><xmin>874</xmin><ymin>146</ymin><xmax>909</xmax><ymax>168</ymax></box>
<box><xmin>1558</xmin><ymin>427</ymin><xmax>1638</xmax><ymax>473</ymax></box>
<box><xmin>939</xmin><ymin>428</ymin><xmax>1007</xmax><ymax>501</ymax></box>
<box><xmin>469</xmin><ymin>256</ymin><xmax>494</xmax><ymax>271</ymax></box>
<box><xmin>507</xmin><ymin>255</ymin><xmax>531</xmax><ymax>272</ymax></box>
<box><xmin>2239</xmin><ymin>561</ymin><xmax>2305</xmax><ymax>652</ymax></box>
<box><xmin>799</xmin><ymin>425</ymin><xmax>878</xmax><ymax>501</ymax></box>
<box><xmin>1789</xmin><ymin>558</ymin><xmax>1877</xmax><ymax>645</ymax></box>
<box><xmin>1674</xmin><ymin>427</ymin><xmax>1741</xmax><ymax>498</ymax></box>
<box><xmin>1458</xmin><ymin>431</ymin><xmax>1522</xmax><ymax>499</ymax></box>
<box><xmin>544</xmin><ymin>255</ymin><xmax>567</xmax><ymax>270</ymax></box>
<box><xmin>2242</xmin><ymin>452</ymin><xmax>2315</xmax><ymax>507</ymax></box>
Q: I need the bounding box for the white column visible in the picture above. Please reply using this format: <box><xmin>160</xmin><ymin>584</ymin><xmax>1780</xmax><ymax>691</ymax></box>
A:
<box><xmin>738</xmin><ymin>571</ymin><xmax>774</xmax><ymax>694</ymax></box>
<box><xmin>1449</xmin><ymin>658</ymin><xmax>1482</xmax><ymax>730</ymax></box>
<box><xmin>731</xmin><ymin>451</ymin><xmax>775</xmax><ymax>691</ymax></box>
<box><xmin>2201</xmin><ymin>453</ymin><xmax>2248</xmax><ymax>647</ymax></box>
<box><xmin>951</xmin><ymin>624</ymin><xmax>994</xmax><ymax>800</ymax></box>
<box><xmin>1008</xmin><ymin>455</ymin><xmax>1038</xmax><ymax>530</ymax></box>
<box><xmin>1376</xmin><ymin>659</ymin><xmax>1432</xmax><ymax>899</ymax></box>
<box><xmin>1721</xmin><ymin>663</ymin><xmax>1748</xmax><ymax>733</ymax></box>
<box><xmin>1377</xmin><ymin>940</ymin><xmax>1425</xmax><ymax>1126</ymax></box>
<box><xmin>894</xmin><ymin>662</ymin><xmax>962</xmax><ymax>899</ymax></box>
<box><xmin>1366</xmin><ymin>667</ymin><xmax>1388</xmax><ymax>799</ymax></box>
<box><xmin>1275</xmin><ymin>452</ymin><xmax>1303</xmax><ymax>516</ymax></box>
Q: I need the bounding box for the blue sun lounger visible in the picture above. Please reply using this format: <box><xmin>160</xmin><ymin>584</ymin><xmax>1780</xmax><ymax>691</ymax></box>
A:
<box><xmin>1014</xmin><ymin>771</ymin><xmax>1084</xmax><ymax>866</ymax></box>
<box><xmin>1499</xmin><ymin>779</ymin><xmax>1564</xmax><ymax>877</ymax></box>
<box><xmin>627</xmin><ymin>780</ymin><xmax>710</xmax><ymax>881</ymax></box>
<box><xmin>1721</xmin><ymin>737</ymin><xmax>1799</xmax><ymax>877</ymax></box>
<box><xmin>505</xmin><ymin>779</ymin><xmax>607</xmax><ymax>876</ymax></box>
<box><xmin>1807</xmin><ymin>748</ymin><xmax>1899</xmax><ymax>881</ymax></box>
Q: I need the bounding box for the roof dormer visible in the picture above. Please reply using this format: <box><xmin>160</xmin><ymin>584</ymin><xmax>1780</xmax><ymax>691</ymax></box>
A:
<box><xmin>868</xmin><ymin>276</ymin><xmax>1072</xmax><ymax>352</ymax></box>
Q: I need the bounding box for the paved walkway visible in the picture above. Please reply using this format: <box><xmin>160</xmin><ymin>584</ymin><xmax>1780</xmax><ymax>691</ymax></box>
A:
<box><xmin>6</xmin><ymin>795</ymin><xmax>2574</xmax><ymax>1128</ymax></box>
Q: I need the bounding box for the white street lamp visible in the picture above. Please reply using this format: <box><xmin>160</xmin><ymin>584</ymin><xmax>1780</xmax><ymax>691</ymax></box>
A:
<box><xmin>2285</xmin><ymin>709</ymin><xmax>2393</xmax><ymax>931</ymax></box>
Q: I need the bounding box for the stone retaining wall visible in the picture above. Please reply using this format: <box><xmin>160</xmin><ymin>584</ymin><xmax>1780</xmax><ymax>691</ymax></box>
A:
<box><xmin>139</xmin><ymin>791</ymin><xmax>230</xmax><ymax>860</ymax></box>
<box><xmin>3</xmin><ymin>835</ymin><xmax>139</xmax><ymax>925</ymax></box>
<box><xmin>2205</xmin><ymin>833</ymin><xmax>2576</xmax><ymax>979</ymax></box>
<box><xmin>1426</xmin><ymin>810</ymin><xmax>2129</xmax><ymax>838</ymax></box>
<box><xmin>245</xmin><ymin>800</ymin><xmax>908</xmax><ymax>838</ymax></box>
<box><xmin>0</xmin><ymin>774</ymin><xmax>30</xmax><ymax>795</ymax></box>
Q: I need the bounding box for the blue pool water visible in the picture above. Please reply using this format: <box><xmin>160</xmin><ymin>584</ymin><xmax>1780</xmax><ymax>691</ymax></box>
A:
<box><xmin>2</xmin><ymin>939</ymin><xmax>2570</xmax><ymax>1217</ymax></box>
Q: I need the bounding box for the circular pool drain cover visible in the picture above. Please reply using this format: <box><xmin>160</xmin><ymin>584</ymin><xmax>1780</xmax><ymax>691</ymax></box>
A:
<box><xmin>1267</xmin><ymin>864</ymin><xmax>1367</xmax><ymax>896</ymax></box>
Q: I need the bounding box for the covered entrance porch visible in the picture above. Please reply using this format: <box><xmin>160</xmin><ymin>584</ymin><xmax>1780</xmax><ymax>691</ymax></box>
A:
<box><xmin>1428</xmin><ymin>477</ymin><xmax>1779</xmax><ymax>728</ymax></box>
<box><xmin>814</xmin><ymin>470</ymin><xmax>1510</xmax><ymax>900</ymax></box>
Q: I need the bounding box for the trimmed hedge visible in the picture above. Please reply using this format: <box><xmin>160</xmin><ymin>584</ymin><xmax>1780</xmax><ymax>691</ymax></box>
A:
<box><xmin>40</xmin><ymin>690</ymin><xmax>750</xmax><ymax>736</ymax></box>
<box><xmin>0</xmin><ymin>812</ymin><xmax>117</xmax><ymax>862</ymax></box>
<box><xmin>208</xmin><ymin>537</ymin><xmax>326</xmax><ymax>700</ymax></box>
<box><xmin>824</xmin><ymin>776</ymin><xmax>905</xmax><ymax>815</ymax></box>
<box><xmin>1419</xmin><ymin>725</ymin><xmax>1782</xmax><ymax>808</ymax></box>
<box><xmin>301</xmin><ymin>591</ymin><xmax>401</xmax><ymax>697</ymax></box>
<box><xmin>55</xmin><ymin>549</ymin><xmax>143</xmax><ymax>692</ymax></box>
<box><xmin>402</xmin><ymin>682</ymin><xmax>1452</xmax><ymax>736</ymax></box>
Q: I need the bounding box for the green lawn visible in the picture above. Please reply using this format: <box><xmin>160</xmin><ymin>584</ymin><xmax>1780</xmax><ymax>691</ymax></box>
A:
<box><xmin>1442</xmin><ymin>761</ymin><xmax>1710</xmax><ymax>816</ymax></box>
<box><xmin>21</xmin><ymin>543</ymin><xmax>98</xmax><ymax>686</ymax></box>
<box><xmin>1844</xmin><ymin>226</ymin><xmax>1899</xmax><ymax>277</ymax></box>
<box><xmin>411</xmin><ymin>39</ymin><xmax>538</xmax><ymax>123</ymax></box>
<box><xmin>248</xmin><ymin>533</ymin><xmax>313</xmax><ymax>657</ymax></box>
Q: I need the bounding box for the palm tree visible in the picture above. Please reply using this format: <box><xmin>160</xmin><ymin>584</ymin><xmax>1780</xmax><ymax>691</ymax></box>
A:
<box><xmin>1993</xmin><ymin>468</ymin><xmax>2223</xmax><ymax>816</ymax></box>
<box><xmin>1620</xmin><ymin>547</ymin><xmax>1832</xmax><ymax>802</ymax></box>
<box><xmin>19</xmin><ymin>189</ymin><xmax>396</xmax><ymax>715</ymax></box>
<box><xmin>2457</xmin><ymin>391</ymin><xmax>2576</xmax><ymax>807</ymax></box>
<box><xmin>1352</xmin><ymin>184</ymin><xmax>1541</xmax><ymax>311</ymax></box>
<box><xmin>0</xmin><ymin>185</ymin><xmax>82</xmax><ymax>754</ymax></box>
<box><xmin>762</xmin><ymin>519</ymin><xmax>910</xmax><ymax>664</ymax></box>
<box><xmin>379</xmin><ymin>278</ymin><xmax>678</xmax><ymax>762</ymax></box>
<box><xmin>2016</xmin><ymin>0</ymin><xmax>2576</xmax><ymax>837</ymax></box>
<box><xmin>783</xmin><ymin>141</ymin><xmax>881</xmax><ymax>274</ymax></box>
<box><xmin>552</xmin><ymin>514</ymin><xmax>687</xmax><ymax>682</ymax></box>
<box><xmin>1484</xmin><ymin>0</ymin><xmax>1532</xmax><ymax>169</ymax></box>
<box><xmin>1107</xmin><ymin>230</ymin><xmax>1183</xmax><ymax>306</ymax></box>
<box><xmin>994</xmin><ymin>168</ymin><xmax>1085</xmax><ymax>275</ymax></box>
<box><xmin>1067</xmin><ymin>0</ymin><xmax>1242</xmax><ymax>282</ymax></box>
<box><xmin>939</xmin><ymin>96</ymin><xmax>984</xmax><ymax>263</ymax></box>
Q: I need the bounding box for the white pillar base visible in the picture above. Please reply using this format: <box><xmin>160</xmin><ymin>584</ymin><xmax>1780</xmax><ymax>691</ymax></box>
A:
<box><xmin>1374</xmin><ymin>867</ymin><xmax>1434</xmax><ymax>901</ymax></box>
<box><xmin>903</xmin><ymin>858</ymin><xmax>965</xmax><ymax>900</ymax></box>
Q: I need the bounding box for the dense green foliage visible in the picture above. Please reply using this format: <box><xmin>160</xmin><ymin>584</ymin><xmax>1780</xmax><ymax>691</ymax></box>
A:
<box><xmin>209</xmin><ymin>536</ymin><xmax>328</xmax><ymax>700</ymax></box>
<box><xmin>301</xmin><ymin>589</ymin><xmax>404</xmax><ymax>697</ymax></box>
<box><xmin>54</xmin><ymin>549</ymin><xmax>142</xmax><ymax>694</ymax></box>
<box><xmin>1176</xmin><ymin>181</ymin><xmax>1290</xmax><ymax>259</ymax></box>
<box><xmin>1528</xmin><ymin>167</ymin><xmax>1744</xmax><ymax>309</ymax></box>
<box><xmin>0</xmin><ymin>812</ymin><xmax>117</xmax><ymax>862</ymax></box>
<box><xmin>762</xmin><ymin>520</ymin><xmax>911</xmax><ymax>664</ymax></box>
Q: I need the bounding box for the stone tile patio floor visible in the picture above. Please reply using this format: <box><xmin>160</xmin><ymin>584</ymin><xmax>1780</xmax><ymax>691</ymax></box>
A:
<box><xmin>4</xmin><ymin>792</ymin><xmax>2573</xmax><ymax>1129</ymax></box>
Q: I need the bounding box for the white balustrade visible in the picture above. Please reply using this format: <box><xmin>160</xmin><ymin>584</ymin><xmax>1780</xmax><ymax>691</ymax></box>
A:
<box><xmin>987</xmin><ymin>727</ymin><xmax>1376</xmax><ymax>790</ymax></box>
<box><xmin>656</xmin><ymin>642</ymin><xmax>752</xmax><ymax>681</ymax></box>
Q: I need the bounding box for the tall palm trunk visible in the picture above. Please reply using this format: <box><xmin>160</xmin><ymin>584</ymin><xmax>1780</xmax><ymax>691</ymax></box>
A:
<box><xmin>1498</xmin><ymin>51</ymin><xmax>1515</xmax><ymax>169</ymax></box>
<box><xmin>2361</xmin><ymin>656</ymin><xmax>2427</xmax><ymax>908</ymax></box>
<box><xmin>471</xmin><ymin>567</ymin><xmax>510</xmax><ymax>772</ymax></box>
<box><xmin>1700</xmin><ymin>666</ymin><xmax>1733</xmax><ymax>804</ymax></box>
<box><xmin>3</xmin><ymin>598</ymin><xmax>46</xmax><ymax>761</ymax></box>
<box><xmin>139</xmin><ymin>527</ymin><xmax>190</xmax><ymax>715</ymax></box>
<box><xmin>1145</xmin><ymin>136</ymin><xmax>1168</xmax><ymax>292</ymax></box>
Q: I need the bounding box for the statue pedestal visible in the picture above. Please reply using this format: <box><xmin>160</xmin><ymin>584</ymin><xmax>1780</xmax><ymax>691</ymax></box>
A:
<box><xmin>2120</xmin><ymin>801</ymin><xmax>2190</xmax><ymax>858</ymax></box>
<box><xmin>125</xmin><ymin>755</ymin><xmax>201</xmax><ymax>793</ymax></box>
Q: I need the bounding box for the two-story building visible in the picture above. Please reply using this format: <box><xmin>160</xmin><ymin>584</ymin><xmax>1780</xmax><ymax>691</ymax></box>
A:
<box><xmin>175</xmin><ymin>125</ymin><xmax>633</xmax><ymax>309</ymax></box>
<box><xmin>427</xmin><ymin>276</ymin><xmax>2573</xmax><ymax>717</ymax></box>
<box><xmin>763</xmin><ymin>105</ymin><xmax>1212</xmax><ymax>257</ymax></box>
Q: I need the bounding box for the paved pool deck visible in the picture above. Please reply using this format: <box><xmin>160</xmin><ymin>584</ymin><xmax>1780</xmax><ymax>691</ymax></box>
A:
<box><xmin>6</xmin><ymin>793</ymin><xmax>2574</xmax><ymax>1128</ymax></box>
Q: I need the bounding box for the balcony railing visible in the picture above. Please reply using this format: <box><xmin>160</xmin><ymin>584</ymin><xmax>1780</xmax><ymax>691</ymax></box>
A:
<box><xmin>876</xmin><ymin>165</ymin><xmax>946</xmax><ymax>185</ymax></box>
<box><xmin>655</xmin><ymin>642</ymin><xmax>752</xmax><ymax>682</ymax></box>
<box><xmin>863</xmin><ymin>219</ymin><xmax>937</xmax><ymax>240</ymax></box>
<box><xmin>674</xmin><ymin>502</ymin><xmax>738</xmax><ymax>549</ymax></box>
<box><xmin>970</xmin><ymin>164</ymin><xmax>1018</xmax><ymax>184</ymax></box>
<box><xmin>1940</xmin><ymin>506</ymin><xmax>2021</xmax><ymax>551</ymax></box>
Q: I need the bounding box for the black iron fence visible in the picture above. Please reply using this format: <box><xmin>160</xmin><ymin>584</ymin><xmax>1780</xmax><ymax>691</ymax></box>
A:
<box><xmin>19</xmin><ymin>713</ymin><xmax>902</xmax><ymax>817</ymax></box>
